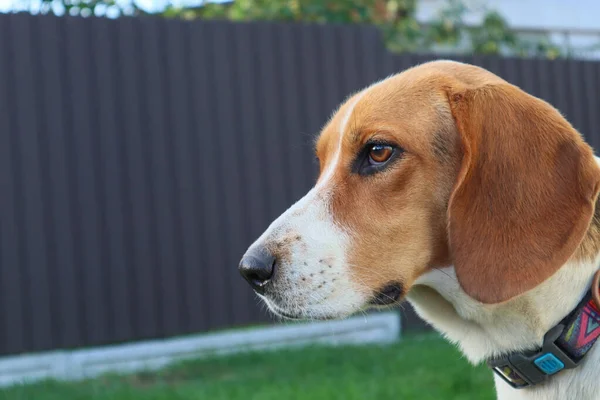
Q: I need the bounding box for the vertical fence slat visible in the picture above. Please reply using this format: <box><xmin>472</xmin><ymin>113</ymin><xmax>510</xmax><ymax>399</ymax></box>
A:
<box><xmin>317</xmin><ymin>24</ymin><xmax>344</xmax><ymax>114</ymax></box>
<box><xmin>299</xmin><ymin>23</ymin><xmax>324</xmax><ymax>185</ymax></box>
<box><xmin>165</xmin><ymin>19</ymin><xmax>202</xmax><ymax>332</ymax></box>
<box><xmin>232</xmin><ymin>22</ymin><xmax>268</xmax><ymax>240</ymax></box>
<box><xmin>551</xmin><ymin>59</ymin><xmax>569</xmax><ymax>120</ymax></box>
<box><xmin>92</xmin><ymin>17</ymin><xmax>134</xmax><ymax>343</ymax></box>
<box><xmin>256</xmin><ymin>22</ymin><xmax>289</xmax><ymax>219</ymax></box>
<box><xmin>359</xmin><ymin>27</ymin><xmax>386</xmax><ymax>85</ymax></box>
<box><xmin>188</xmin><ymin>21</ymin><xmax>231</xmax><ymax>330</ymax></box>
<box><xmin>178</xmin><ymin>22</ymin><xmax>213</xmax><ymax>333</ymax></box>
<box><xmin>339</xmin><ymin>26</ymin><xmax>361</xmax><ymax>93</ymax></box>
<box><xmin>583</xmin><ymin>62</ymin><xmax>600</xmax><ymax>149</ymax></box>
<box><xmin>65</xmin><ymin>16</ymin><xmax>109</xmax><ymax>346</ymax></box>
<box><xmin>10</xmin><ymin>14</ymin><xmax>54</xmax><ymax>352</ymax></box>
<box><xmin>160</xmin><ymin>20</ymin><xmax>188</xmax><ymax>336</ymax></box>
<box><xmin>37</xmin><ymin>15</ymin><xmax>82</xmax><ymax>349</ymax></box>
<box><xmin>521</xmin><ymin>58</ymin><xmax>536</xmax><ymax>99</ymax></box>
<box><xmin>567</xmin><ymin>60</ymin><xmax>587</xmax><ymax>135</ymax></box>
<box><xmin>533</xmin><ymin>57</ymin><xmax>554</xmax><ymax>119</ymax></box>
<box><xmin>139</xmin><ymin>16</ymin><xmax>180</xmax><ymax>338</ymax></box>
<box><xmin>117</xmin><ymin>17</ymin><xmax>159</xmax><ymax>340</ymax></box>
<box><xmin>279</xmin><ymin>24</ymin><xmax>309</xmax><ymax>204</ymax></box>
<box><xmin>0</xmin><ymin>15</ymin><xmax>26</xmax><ymax>355</ymax></box>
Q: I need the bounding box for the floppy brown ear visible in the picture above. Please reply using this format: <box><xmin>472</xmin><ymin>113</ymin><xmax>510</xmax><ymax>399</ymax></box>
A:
<box><xmin>447</xmin><ymin>82</ymin><xmax>600</xmax><ymax>304</ymax></box>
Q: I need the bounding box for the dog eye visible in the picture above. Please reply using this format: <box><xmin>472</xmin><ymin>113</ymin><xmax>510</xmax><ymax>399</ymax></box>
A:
<box><xmin>368</xmin><ymin>144</ymin><xmax>394</xmax><ymax>165</ymax></box>
<box><xmin>353</xmin><ymin>141</ymin><xmax>401</xmax><ymax>176</ymax></box>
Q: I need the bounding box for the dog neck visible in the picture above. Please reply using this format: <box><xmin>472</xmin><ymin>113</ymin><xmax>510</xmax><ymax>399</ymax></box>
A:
<box><xmin>573</xmin><ymin>193</ymin><xmax>600</xmax><ymax>263</ymax></box>
<box><xmin>408</xmin><ymin>161</ymin><xmax>600</xmax><ymax>400</ymax></box>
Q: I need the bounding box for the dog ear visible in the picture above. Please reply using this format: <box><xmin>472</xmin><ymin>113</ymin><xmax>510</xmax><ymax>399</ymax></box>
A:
<box><xmin>446</xmin><ymin>82</ymin><xmax>600</xmax><ymax>304</ymax></box>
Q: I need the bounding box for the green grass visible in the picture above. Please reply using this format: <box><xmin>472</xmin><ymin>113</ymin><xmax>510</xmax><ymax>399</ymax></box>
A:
<box><xmin>0</xmin><ymin>333</ymin><xmax>495</xmax><ymax>400</ymax></box>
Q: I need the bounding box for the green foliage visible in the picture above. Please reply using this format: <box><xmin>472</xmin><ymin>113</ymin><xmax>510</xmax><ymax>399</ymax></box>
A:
<box><xmin>161</xmin><ymin>0</ymin><xmax>565</xmax><ymax>58</ymax></box>
<box><xmin>29</xmin><ymin>0</ymin><xmax>564</xmax><ymax>58</ymax></box>
<box><xmin>32</xmin><ymin>0</ymin><xmax>137</xmax><ymax>18</ymax></box>
<box><xmin>165</xmin><ymin>0</ymin><xmax>395</xmax><ymax>23</ymax></box>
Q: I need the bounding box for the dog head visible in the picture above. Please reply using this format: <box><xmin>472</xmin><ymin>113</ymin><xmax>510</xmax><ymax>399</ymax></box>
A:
<box><xmin>239</xmin><ymin>60</ymin><xmax>600</xmax><ymax>320</ymax></box>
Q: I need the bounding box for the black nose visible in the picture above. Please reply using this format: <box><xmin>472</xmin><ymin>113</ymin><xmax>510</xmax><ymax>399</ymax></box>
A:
<box><xmin>239</xmin><ymin>248</ymin><xmax>276</xmax><ymax>294</ymax></box>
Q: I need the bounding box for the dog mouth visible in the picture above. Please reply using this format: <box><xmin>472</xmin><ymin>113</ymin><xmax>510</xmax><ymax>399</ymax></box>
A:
<box><xmin>259</xmin><ymin>282</ymin><xmax>405</xmax><ymax>322</ymax></box>
<box><xmin>368</xmin><ymin>282</ymin><xmax>404</xmax><ymax>306</ymax></box>
<box><xmin>272</xmin><ymin>309</ymin><xmax>335</xmax><ymax>321</ymax></box>
<box><xmin>260</xmin><ymin>293</ymin><xmax>358</xmax><ymax>321</ymax></box>
<box><xmin>270</xmin><ymin>308</ymin><xmax>304</xmax><ymax>320</ymax></box>
<box><xmin>262</xmin><ymin>297</ymin><xmax>331</xmax><ymax>321</ymax></box>
<box><xmin>258</xmin><ymin>295</ymin><xmax>298</xmax><ymax>319</ymax></box>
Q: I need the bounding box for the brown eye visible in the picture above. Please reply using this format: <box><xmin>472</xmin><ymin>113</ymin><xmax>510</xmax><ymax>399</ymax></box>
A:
<box><xmin>353</xmin><ymin>141</ymin><xmax>401</xmax><ymax>176</ymax></box>
<box><xmin>368</xmin><ymin>144</ymin><xmax>394</xmax><ymax>165</ymax></box>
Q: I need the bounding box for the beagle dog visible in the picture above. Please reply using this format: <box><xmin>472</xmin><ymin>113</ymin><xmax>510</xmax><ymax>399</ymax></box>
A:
<box><xmin>239</xmin><ymin>60</ymin><xmax>600</xmax><ymax>400</ymax></box>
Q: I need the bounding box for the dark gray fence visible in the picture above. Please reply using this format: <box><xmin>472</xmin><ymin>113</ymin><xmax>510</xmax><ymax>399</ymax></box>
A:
<box><xmin>1</xmin><ymin>13</ymin><xmax>599</xmax><ymax>356</ymax></box>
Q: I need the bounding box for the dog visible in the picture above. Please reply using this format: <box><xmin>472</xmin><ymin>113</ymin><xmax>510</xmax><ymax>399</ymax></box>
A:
<box><xmin>239</xmin><ymin>60</ymin><xmax>600</xmax><ymax>399</ymax></box>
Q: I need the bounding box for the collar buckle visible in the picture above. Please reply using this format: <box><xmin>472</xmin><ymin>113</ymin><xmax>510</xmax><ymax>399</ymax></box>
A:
<box><xmin>488</xmin><ymin>324</ymin><xmax>581</xmax><ymax>389</ymax></box>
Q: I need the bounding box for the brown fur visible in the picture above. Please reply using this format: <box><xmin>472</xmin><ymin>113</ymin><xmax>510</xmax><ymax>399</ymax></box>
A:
<box><xmin>576</xmin><ymin>196</ymin><xmax>600</xmax><ymax>261</ymax></box>
<box><xmin>447</xmin><ymin>82</ymin><xmax>600</xmax><ymax>303</ymax></box>
<box><xmin>315</xmin><ymin>60</ymin><xmax>600</xmax><ymax>304</ymax></box>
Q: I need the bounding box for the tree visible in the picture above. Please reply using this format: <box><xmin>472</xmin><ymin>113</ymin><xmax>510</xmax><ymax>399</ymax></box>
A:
<box><xmin>167</xmin><ymin>0</ymin><xmax>564</xmax><ymax>58</ymax></box>
<box><xmin>27</xmin><ymin>0</ymin><xmax>564</xmax><ymax>58</ymax></box>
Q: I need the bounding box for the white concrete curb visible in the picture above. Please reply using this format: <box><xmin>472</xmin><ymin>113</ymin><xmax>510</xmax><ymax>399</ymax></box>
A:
<box><xmin>0</xmin><ymin>311</ymin><xmax>401</xmax><ymax>388</ymax></box>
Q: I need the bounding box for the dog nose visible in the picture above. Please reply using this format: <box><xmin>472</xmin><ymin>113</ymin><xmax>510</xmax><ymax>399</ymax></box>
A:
<box><xmin>239</xmin><ymin>248</ymin><xmax>276</xmax><ymax>294</ymax></box>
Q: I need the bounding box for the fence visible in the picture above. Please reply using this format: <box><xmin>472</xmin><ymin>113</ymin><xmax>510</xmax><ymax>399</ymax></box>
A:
<box><xmin>1</xmin><ymin>12</ymin><xmax>600</xmax><ymax>357</ymax></box>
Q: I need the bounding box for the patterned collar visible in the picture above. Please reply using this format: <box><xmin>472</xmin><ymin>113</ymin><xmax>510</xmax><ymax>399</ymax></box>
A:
<box><xmin>488</xmin><ymin>285</ymin><xmax>600</xmax><ymax>389</ymax></box>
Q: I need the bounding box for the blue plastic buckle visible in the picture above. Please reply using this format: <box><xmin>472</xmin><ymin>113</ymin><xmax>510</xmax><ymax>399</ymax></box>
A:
<box><xmin>534</xmin><ymin>353</ymin><xmax>565</xmax><ymax>375</ymax></box>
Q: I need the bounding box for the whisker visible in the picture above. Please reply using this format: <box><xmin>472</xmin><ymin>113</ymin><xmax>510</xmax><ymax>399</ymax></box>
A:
<box><xmin>432</xmin><ymin>266</ymin><xmax>456</xmax><ymax>280</ymax></box>
<box><xmin>351</xmin><ymin>274</ymin><xmax>399</xmax><ymax>304</ymax></box>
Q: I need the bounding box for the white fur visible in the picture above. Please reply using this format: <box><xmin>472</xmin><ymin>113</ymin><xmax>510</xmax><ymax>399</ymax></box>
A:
<box><xmin>409</xmin><ymin>258</ymin><xmax>600</xmax><ymax>400</ymax></box>
<box><xmin>411</xmin><ymin>261</ymin><xmax>597</xmax><ymax>364</ymax></box>
<box><xmin>242</xmin><ymin>91</ymin><xmax>370</xmax><ymax>319</ymax></box>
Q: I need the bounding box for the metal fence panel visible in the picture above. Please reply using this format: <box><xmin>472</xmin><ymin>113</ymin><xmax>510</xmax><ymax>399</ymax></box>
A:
<box><xmin>0</xmin><ymin>13</ymin><xmax>599</xmax><ymax>355</ymax></box>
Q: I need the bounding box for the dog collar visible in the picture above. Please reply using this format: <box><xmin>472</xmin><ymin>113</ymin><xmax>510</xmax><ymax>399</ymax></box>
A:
<box><xmin>488</xmin><ymin>271</ymin><xmax>600</xmax><ymax>389</ymax></box>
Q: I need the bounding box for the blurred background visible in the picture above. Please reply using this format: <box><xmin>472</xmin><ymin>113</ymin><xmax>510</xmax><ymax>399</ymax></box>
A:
<box><xmin>0</xmin><ymin>0</ymin><xmax>599</xmax><ymax>399</ymax></box>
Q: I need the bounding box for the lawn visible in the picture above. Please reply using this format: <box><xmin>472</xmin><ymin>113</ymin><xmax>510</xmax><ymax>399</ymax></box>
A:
<box><xmin>0</xmin><ymin>333</ymin><xmax>495</xmax><ymax>400</ymax></box>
